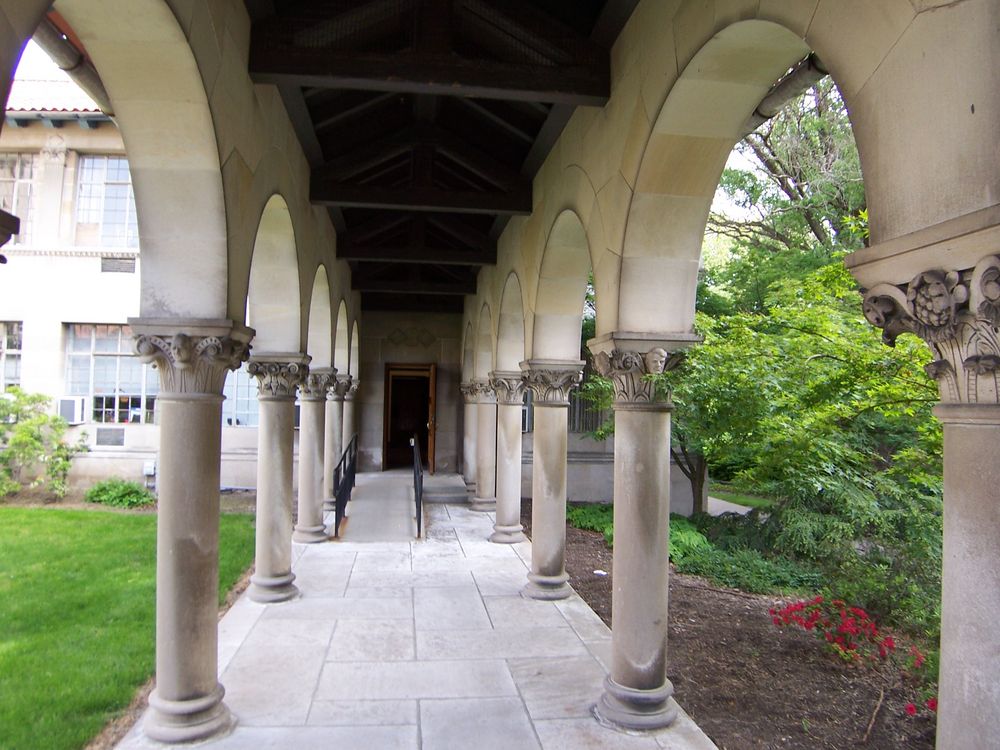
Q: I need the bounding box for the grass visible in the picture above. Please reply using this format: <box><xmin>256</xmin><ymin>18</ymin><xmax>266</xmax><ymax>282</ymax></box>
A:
<box><xmin>0</xmin><ymin>507</ymin><xmax>255</xmax><ymax>750</ymax></box>
<box><xmin>708</xmin><ymin>483</ymin><xmax>775</xmax><ymax>510</ymax></box>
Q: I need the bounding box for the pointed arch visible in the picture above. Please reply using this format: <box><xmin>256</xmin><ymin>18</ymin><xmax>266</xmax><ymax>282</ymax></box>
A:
<box><xmin>246</xmin><ymin>194</ymin><xmax>300</xmax><ymax>351</ymax></box>
<box><xmin>533</xmin><ymin>210</ymin><xmax>592</xmax><ymax>360</ymax></box>
<box><xmin>349</xmin><ymin>320</ymin><xmax>360</xmax><ymax>376</ymax></box>
<box><xmin>306</xmin><ymin>265</ymin><xmax>332</xmax><ymax>368</ymax></box>
<box><xmin>462</xmin><ymin>321</ymin><xmax>476</xmax><ymax>381</ymax></box>
<box><xmin>474</xmin><ymin>303</ymin><xmax>493</xmax><ymax>379</ymax></box>
<box><xmin>496</xmin><ymin>273</ymin><xmax>526</xmax><ymax>371</ymax></box>
<box><xmin>333</xmin><ymin>300</ymin><xmax>350</xmax><ymax>372</ymax></box>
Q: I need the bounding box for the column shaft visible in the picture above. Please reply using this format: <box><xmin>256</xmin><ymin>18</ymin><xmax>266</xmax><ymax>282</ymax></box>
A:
<box><xmin>524</xmin><ymin>403</ymin><xmax>571</xmax><ymax>599</ymax></box>
<box><xmin>461</xmin><ymin>384</ymin><xmax>479</xmax><ymax>492</ymax></box>
<box><xmin>322</xmin><ymin>397</ymin><xmax>342</xmax><ymax>506</ymax></box>
<box><xmin>471</xmin><ymin>389</ymin><xmax>497</xmax><ymax>511</ymax></box>
<box><xmin>342</xmin><ymin>385</ymin><xmax>358</xmax><ymax>447</ymax></box>
<box><xmin>294</xmin><ymin>393</ymin><xmax>328</xmax><ymax>543</ymax></box>
<box><xmin>935</xmin><ymin>405</ymin><xmax>1000</xmax><ymax>749</ymax></box>
<box><xmin>491</xmin><ymin>388</ymin><xmax>526</xmax><ymax>543</ymax></box>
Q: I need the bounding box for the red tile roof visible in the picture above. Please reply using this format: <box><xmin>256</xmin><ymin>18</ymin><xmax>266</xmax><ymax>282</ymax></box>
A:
<box><xmin>6</xmin><ymin>77</ymin><xmax>100</xmax><ymax>114</ymax></box>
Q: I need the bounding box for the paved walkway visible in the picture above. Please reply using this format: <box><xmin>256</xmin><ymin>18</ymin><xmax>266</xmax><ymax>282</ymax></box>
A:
<box><xmin>118</xmin><ymin>472</ymin><xmax>716</xmax><ymax>749</ymax></box>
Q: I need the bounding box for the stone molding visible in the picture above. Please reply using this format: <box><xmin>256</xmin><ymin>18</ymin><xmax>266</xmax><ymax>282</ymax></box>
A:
<box><xmin>592</xmin><ymin>347</ymin><xmax>683</xmax><ymax>409</ymax></box>
<box><xmin>132</xmin><ymin>321</ymin><xmax>252</xmax><ymax>396</ymax></box>
<box><xmin>247</xmin><ymin>355</ymin><xmax>309</xmax><ymax>400</ymax></box>
<box><xmin>329</xmin><ymin>374</ymin><xmax>353</xmax><ymax>401</ymax></box>
<box><xmin>489</xmin><ymin>370</ymin><xmax>526</xmax><ymax>405</ymax></box>
<box><xmin>520</xmin><ymin>360</ymin><xmax>584</xmax><ymax>406</ymax></box>
<box><xmin>301</xmin><ymin>368</ymin><xmax>336</xmax><ymax>401</ymax></box>
<box><xmin>862</xmin><ymin>255</ymin><xmax>1000</xmax><ymax>403</ymax></box>
<box><xmin>470</xmin><ymin>378</ymin><xmax>496</xmax><ymax>404</ymax></box>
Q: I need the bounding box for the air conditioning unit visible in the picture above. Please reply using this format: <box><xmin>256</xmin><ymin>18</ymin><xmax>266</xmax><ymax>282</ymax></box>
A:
<box><xmin>58</xmin><ymin>396</ymin><xmax>87</xmax><ymax>425</ymax></box>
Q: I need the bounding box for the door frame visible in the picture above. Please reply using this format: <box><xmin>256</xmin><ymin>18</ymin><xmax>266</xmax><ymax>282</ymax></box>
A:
<box><xmin>382</xmin><ymin>363</ymin><xmax>437</xmax><ymax>473</ymax></box>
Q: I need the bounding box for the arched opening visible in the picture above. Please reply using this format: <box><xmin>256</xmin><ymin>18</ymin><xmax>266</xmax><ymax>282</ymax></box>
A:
<box><xmin>306</xmin><ymin>266</ymin><xmax>332</xmax><ymax>368</ymax></box>
<box><xmin>349</xmin><ymin>320</ymin><xmax>360</xmax><ymax>377</ymax></box>
<box><xmin>496</xmin><ymin>273</ymin><xmax>525</xmax><ymax>371</ymax></box>
<box><xmin>474</xmin><ymin>303</ymin><xmax>493</xmax><ymax>380</ymax></box>
<box><xmin>246</xmin><ymin>195</ymin><xmax>301</xmax><ymax>352</ymax></box>
<box><xmin>533</xmin><ymin>210</ymin><xmax>592</xmax><ymax>361</ymax></box>
<box><xmin>333</xmin><ymin>300</ymin><xmax>349</xmax><ymax>373</ymax></box>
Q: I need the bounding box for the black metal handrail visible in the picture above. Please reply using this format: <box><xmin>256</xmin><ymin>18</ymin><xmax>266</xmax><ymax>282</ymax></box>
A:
<box><xmin>332</xmin><ymin>434</ymin><xmax>358</xmax><ymax>538</ymax></box>
<box><xmin>411</xmin><ymin>433</ymin><xmax>423</xmax><ymax>538</ymax></box>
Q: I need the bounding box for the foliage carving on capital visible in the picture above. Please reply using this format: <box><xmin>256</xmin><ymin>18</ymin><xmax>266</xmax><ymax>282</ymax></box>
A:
<box><xmin>301</xmin><ymin>370</ymin><xmax>336</xmax><ymax>400</ymax></box>
<box><xmin>328</xmin><ymin>374</ymin><xmax>353</xmax><ymax>401</ymax></box>
<box><xmin>247</xmin><ymin>359</ymin><xmax>308</xmax><ymax>399</ymax></box>
<box><xmin>490</xmin><ymin>372</ymin><xmax>526</xmax><ymax>405</ymax></box>
<box><xmin>135</xmin><ymin>332</ymin><xmax>250</xmax><ymax>395</ymax></box>
<box><xmin>345</xmin><ymin>380</ymin><xmax>360</xmax><ymax>400</ymax></box>
<box><xmin>460</xmin><ymin>381</ymin><xmax>478</xmax><ymax>404</ymax></box>
<box><xmin>861</xmin><ymin>255</ymin><xmax>1000</xmax><ymax>403</ymax></box>
<box><xmin>522</xmin><ymin>368</ymin><xmax>583</xmax><ymax>405</ymax></box>
<box><xmin>469</xmin><ymin>379</ymin><xmax>496</xmax><ymax>403</ymax></box>
<box><xmin>592</xmin><ymin>347</ymin><xmax>683</xmax><ymax>406</ymax></box>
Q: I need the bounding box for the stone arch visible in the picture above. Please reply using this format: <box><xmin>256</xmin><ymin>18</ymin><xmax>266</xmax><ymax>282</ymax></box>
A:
<box><xmin>306</xmin><ymin>265</ymin><xmax>332</xmax><ymax>368</ymax></box>
<box><xmin>349</xmin><ymin>320</ymin><xmax>360</xmax><ymax>376</ymax></box>
<box><xmin>333</xmin><ymin>300</ymin><xmax>350</xmax><ymax>372</ymax></box>
<box><xmin>532</xmin><ymin>209</ymin><xmax>592</xmax><ymax>360</ymax></box>
<box><xmin>246</xmin><ymin>194</ymin><xmax>300</xmax><ymax>351</ymax></box>
<box><xmin>619</xmin><ymin>19</ymin><xmax>810</xmax><ymax>334</ymax></box>
<box><xmin>474</xmin><ymin>303</ymin><xmax>493</xmax><ymax>379</ymax></box>
<box><xmin>496</xmin><ymin>273</ymin><xmax>526</xmax><ymax>371</ymax></box>
<box><xmin>52</xmin><ymin>0</ymin><xmax>229</xmax><ymax>319</ymax></box>
<box><xmin>462</xmin><ymin>321</ymin><xmax>475</xmax><ymax>381</ymax></box>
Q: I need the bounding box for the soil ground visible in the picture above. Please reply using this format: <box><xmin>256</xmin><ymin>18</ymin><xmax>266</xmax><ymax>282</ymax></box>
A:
<box><xmin>521</xmin><ymin>500</ymin><xmax>937</xmax><ymax>750</ymax></box>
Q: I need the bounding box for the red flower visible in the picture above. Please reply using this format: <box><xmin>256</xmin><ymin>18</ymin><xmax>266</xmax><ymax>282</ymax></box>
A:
<box><xmin>772</xmin><ymin>617</ymin><xmax>782</xmax><ymax>626</ymax></box>
<box><xmin>905</xmin><ymin>703</ymin><xmax>917</xmax><ymax>717</ymax></box>
<box><xmin>926</xmin><ymin>698</ymin><xmax>938</xmax><ymax>712</ymax></box>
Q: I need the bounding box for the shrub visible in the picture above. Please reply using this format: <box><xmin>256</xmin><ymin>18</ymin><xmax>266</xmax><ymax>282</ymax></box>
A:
<box><xmin>668</xmin><ymin>515</ymin><xmax>713</xmax><ymax>562</ymax></box>
<box><xmin>566</xmin><ymin>503</ymin><xmax>614</xmax><ymax>546</ymax></box>
<box><xmin>85</xmin><ymin>479</ymin><xmax>155</xmax><ymax>509</ymax></box>
<box><xmin>674</xmin><ymin>546</ymin><xmax>822</xmax><ymax>594</ymax></box>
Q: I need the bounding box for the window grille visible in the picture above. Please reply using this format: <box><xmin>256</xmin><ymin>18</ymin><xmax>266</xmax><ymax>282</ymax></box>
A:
<box><xmin>0</xmin><ymin>154</ymin><xmax>37</xmax><ymax>244</ymax></box>
<box><xmin>0</xmin><ymin>321</ymin><xmax>22</xmax><ymax>391</ymax></box>
<box><xmin>65</xmin><ymin>323</ymin><xmax>157</xmax><ymax>423</ymax></box>
<box><xmin>222</xmin><ymin>365</ymin><xmax>260</xmax><ymax>427</ymax></box>
<box><xmin>75</xmin><ymin>155</ymin><xmax>139</xmax><ymax>248</ymax></box>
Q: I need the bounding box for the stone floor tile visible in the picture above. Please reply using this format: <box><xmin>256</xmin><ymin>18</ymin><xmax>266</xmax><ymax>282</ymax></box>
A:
<box><xmin>218</xmin><ymin>597</ymin><xmax>266</xmax><ymax>672</ymax></box>
<box><xmin>458</xmin><ymin>538</ymin><xmax>522</xmax><ymax>559</ymax></box>
<box><xmin>289</xmin><ymin>567</ymin><xmax>351</xmax><ymax>598</ymax></box>
<box><xmin>554</xmin><ymin>596</ymin><xmax>612</xmax><ymax>641</ymax></box>
<box><xmin>221</xmin><ymin>642</ymin><xmax>327</xmax><ymax>726</ymax></box>
<box><xmin>244</xmin><ymin>617</ymin><xmax>336</xmax><ymax>649</ymax></box>
<box><xmin>307</xmin><ymin>699</ymin><xmax>418</xmax><ymax>726</ymax></box>
<box><xmin>420</xmin><ymin>697</ymin><xmax>541</xmax><ymax>750</ymax></box>
<box><xmin>352</xmin><ymin>550</ymin><xmax>412</xmax><ymax>571</ymax></box>
<box><xmin>414</xmin><ymin>586</ymin><xmax>492</xmax><ymax>630</ymax></box>
<box><xmin>584</xmin><ymin>638</ymin><xmax>613</xmax><ymax>671</ymax></box>
<box><xmin>484</xmin><ymin>596</ymin><xmax>568</xmax><ymax>629</ymax></box>
<box><xmin>204</xmin><ymin>725</ymin><xmax>418</xmax><ymax>749</ymax></box>
<box><xmin>328</xmin><ymin>618</ymin><xmax>415</xmax><ymax>661</ymax></box>
<box><xmin>534</xmin><ymin>719</ymin><xmax>664</xmax><ymax>749</ymax></box>
<box><xmin>348</xmin><ymin>569</ymin><xmax>476</xmax><ymax>589</ymax></box>
<box><xmin>315</xmin><ymin>659</ymin><xmax>518</xmax><ymax>700</ymax></box>
<box><xmin>653</xmin><ymin>705</ymin><xmax>719</xmax><ymax>749</ymax></box>
<box><xmin>259</xmin><ymin>596</ymin><xmax>412</xmax><ymax>621</ymax></box>
<box><xmin>343</xmin><ymin>585</ymin><xmax>414</xmax><ymax>599</ymax></box>
<box><xmin>416</xmin><ymin>627</ymin><xmax>586</xmax><ymax>660</ymax></box>
<box><xmin>472</xmin><ymin>569</ymin><xmax>531</xmax><ymax>597</ymax></box>
<box><xmin>507</xmin><ymin>656</ymin><xmax>607</xmax><ymax>720</ymax></box>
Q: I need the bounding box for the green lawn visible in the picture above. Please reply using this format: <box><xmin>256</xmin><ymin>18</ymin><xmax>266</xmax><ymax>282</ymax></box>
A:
<box><xmin>0</xmin><ymin>508</ymin><xmax>255</xmax><ymax>750</ymax></box>
<box><xmin>708</xmin><ymin>484</ymin><xmax>775</xmax><ymax>510</ymax></box>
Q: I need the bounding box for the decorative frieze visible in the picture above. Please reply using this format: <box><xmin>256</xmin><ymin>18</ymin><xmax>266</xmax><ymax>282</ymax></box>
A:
<box><xmin>862</xmin><ymin>255</ymin><xmax>1000</xmax><ymax>403</ymax></box>
<box><xmin>135</xmin><ymin>331</ymin><xmax>251</xmax><ymax>395</ymax></box>
<box><xmin>301</xmin><ymin>368</ymin><xmax>336</xmax><ymax>401</ymax></box>
<box><xmin>522</xmin><ymin>366</ymin><xmax>583</xmax><ymax>406</ymax></box>
<box><xmin>328</xmin><ymin>374</ymin><xmax>353</xmax><ymax>401</ymax></box>
<box><xmin>489</xmin><ymin>371</ymin><xmax>526</xmax><ymax>405</ymax></box>
<box><xmin>592</xmin><ymin>347</ymin><xmax>683</xmax><ymax>407</ymax></box>
<box><xmin>247</xmin><ymin>358</ymin><xmax>308</xmax><ymax>399</ymax></box>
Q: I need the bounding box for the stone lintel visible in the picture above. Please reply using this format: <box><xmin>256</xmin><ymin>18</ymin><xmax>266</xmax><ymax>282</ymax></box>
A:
<box><xmin>933</xmin><ymin>403</ymin><xmax>1000</xmax><ymax>426</ymax></box>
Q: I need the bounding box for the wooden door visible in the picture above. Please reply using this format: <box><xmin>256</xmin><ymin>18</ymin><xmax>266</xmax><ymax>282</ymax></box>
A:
<box><xmin>383</xmin><ymin>363</ymin><xmax>436</xmax><ymax>473</ymax></box>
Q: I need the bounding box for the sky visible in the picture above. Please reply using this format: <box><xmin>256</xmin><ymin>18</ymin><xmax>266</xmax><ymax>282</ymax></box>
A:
<box><xmin>15</xmin><ymin>41</ymin><xmax>67</xmax><ymax>81</ymax></box>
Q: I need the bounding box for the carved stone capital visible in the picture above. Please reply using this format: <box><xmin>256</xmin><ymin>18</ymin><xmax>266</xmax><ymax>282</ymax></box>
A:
<box><xmin>460</xmin><ymin>381</ymin><xmax>479</xmax><ymax>404</ymax></box>
<box><xmin>470</xmin><ymin>378</ymin><xmax>496</xmax><ymax>404</ymax></box>
<box><xmin>328</xmin><ymin>374</ymin><xmax>353</xmax><ymax>401</ymax></box>
<box><xmin>345</xmin><ymin>379</ymin><xmax>360</xmax><ymax>401</ymax></box>
<box><xmin>247</xmin><ymin>355</ymin><xmax>309</xmax><ymax>400</ymax></box>
<box><xmin>131</xmin><ymin>319</ymin><xmax>253</xmax><ymax>396</ymax></box>
<box><xmin>520</xmin><ymin>360</ymin><xmax>584</xmax><ymax>406</ymax></box>
<box><xmin>592</xmin><ymin>348</ymin><xmax>683</xmax><ymax>409</ymax></box>
<box><xmin>489</xmin><ymin>371</ymin><xmax>526</xmax><ymax>405</ymax></box>
<box><xmin>301</xmin><ymin>367</ymin><xmax>336</xmax><ymax>401</ymax></box>
<box><xmin>862</xmin><ymin>255</ymin><xmax>1000</xmax><ymax>404</ymax></box>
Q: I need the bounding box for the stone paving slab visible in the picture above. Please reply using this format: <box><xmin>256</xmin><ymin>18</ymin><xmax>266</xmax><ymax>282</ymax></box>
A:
<box><xmin>116</xmin><ymin>472</ymin><xmax>717</xmax><ymax>750</ymax></box>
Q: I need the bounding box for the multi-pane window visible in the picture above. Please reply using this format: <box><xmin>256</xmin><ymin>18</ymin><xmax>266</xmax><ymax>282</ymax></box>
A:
<box><xmin>0</xmin><ymin>322</ymin><xmax>22</xmax><ymax>391</ymax></box>
<box><xmin>75</xmin><ymin>155</ymin><xmax>139</xmax><ymax>247</ymax></box>
<box><xmin>0</xmin><ymin>154</ymin><xmax>37</xmax><ymax>244</ymax></box>
<box><xmin>66</xmin><ymin>324</ymin><xmax>157</xmax><ymax>423</ymax></box>
<box><xmin>222</xmin><ymin>365</ymin><xmax>259</xmax><ymax>427</ymax></box>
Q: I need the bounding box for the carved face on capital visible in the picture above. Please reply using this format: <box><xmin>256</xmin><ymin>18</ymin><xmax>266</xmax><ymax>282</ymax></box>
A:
<box><xmin>644</xmin><ymin>347</ymin><xmax>668</xmax><ymax>374</ymax></box>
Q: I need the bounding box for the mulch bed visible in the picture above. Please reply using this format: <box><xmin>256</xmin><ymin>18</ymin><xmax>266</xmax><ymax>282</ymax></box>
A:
<box><xmin>521</xmin><ymin>500</ymin><xmax>937</xmax><ymax>750</ymax></box>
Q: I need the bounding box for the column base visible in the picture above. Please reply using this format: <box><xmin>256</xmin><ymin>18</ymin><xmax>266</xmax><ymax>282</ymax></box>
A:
<box><xmin>292</xmin><ymin>524</ymin><xmax>329</xmax><ymax>544</ymax></box>
<box><xmin>522</xmin><ymin>571</ymin><xmax>571</xmax><ymax>600</ymax></box>
<box><xmin>593</xmin><ymin>675</ymin><xmax>678</xmax><ymax>731</ymax></box>
<box><xmin>247</xmin><ymin>572</ymin><xmax>299</xmax><ymax>603</ymax></box>
<box><xmin>144</xmin><ymin>684</ymin><xmax>235</xmax><ymax>744</ymax></box>
<box><xmin>322</xmin><ymin>498</ymin><xmax>336</xmax><ymax>512</ymax></box>
<box><xmin>490</xmin><ymin>523</ymin><xmax>526</xmax><ymax>544</ymax></box>
<box><xmin>469</xmin><ymin>497</ymin><xmax>496</xmax><ymax>512</ymax></box>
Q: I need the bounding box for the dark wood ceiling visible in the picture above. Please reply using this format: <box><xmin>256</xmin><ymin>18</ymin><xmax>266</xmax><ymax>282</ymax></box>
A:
<box><xmin>246</xmin><ymin>0</ymin><xmax>636</xmax><ymax>313</ymax></box>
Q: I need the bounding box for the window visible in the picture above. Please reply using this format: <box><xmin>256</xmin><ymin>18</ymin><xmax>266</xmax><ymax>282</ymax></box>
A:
<box><xmin>65</xmin><ymin>324</ymin><xmax>157</xmax><ymax>423</ymax></box>
<box><xmin>222</xmin><ymin>365</ymin><xmax>259</xmax><ymax>427</ymax></box>
<box><xmin>0</xmin><ymin>322</ymin><xmax>22</xmax><ymax>391</ymax></box>
<box><xmin>75</xmin><ymin>155</ymin><xmax>139</xmax><ymax>247</ymax></box>
<box><xmin>0</xmin><ymin>154</ymin><xmax>37</xmax><ymax>244</ymax></box>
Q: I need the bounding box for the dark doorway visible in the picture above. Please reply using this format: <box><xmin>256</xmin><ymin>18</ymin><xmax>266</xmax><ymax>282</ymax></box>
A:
<box><xmin>383</xmin><ymin>364</ymin><xmax>436</xmax><ymax>471</ymax></box>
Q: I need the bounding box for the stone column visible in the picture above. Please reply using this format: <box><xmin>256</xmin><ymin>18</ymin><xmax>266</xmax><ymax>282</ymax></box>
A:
<box><xmin>460</xmin><ymin>382</ymin><xmax>479</xmax><ymax>494</ymax></box>
<box><xmin>294</xmin><ymin>369</ymin><xmax>334</xmax><ymax>543</ymax></box>
<box><xmin>521</xmin><ymin>361</ymin><xmax>583</xmax><ymax>600</ymax></box>
<box><xmin>342</xmin><ymin>378</ymin><xmax>359</xmax><ymax>449</ymax></box>
<box><xmin>592</xmin><ymin>343</ymin><xmax>684</xmax><ymax>730</ymax></box>
<box><xmin>470</xmin><ymin>379</ymin><xmax>498</xmax><ymax>511</ymax></box>
<box><xmin>861</xmin><ymin>256</ymin><xmax>1000</xmax><ymax>750</ymax></box>
<box><xmin>132</xmin><ymin>320</ymin><xmax>252</xmax><ymax>743</ymax></box>
<box><xmin>489</xmin><ymin>371</ymin><xmax>527</xmax><ymax>543</ymax></box>
<box><xmin>247</xmin><ymin>354</ymin><xmax>308</xmax><ymax>603</ymax></box>
<box><xmin>323</xmin><ymin>374</ymin><xmax>349</xmax><ymax>511</ymax></box>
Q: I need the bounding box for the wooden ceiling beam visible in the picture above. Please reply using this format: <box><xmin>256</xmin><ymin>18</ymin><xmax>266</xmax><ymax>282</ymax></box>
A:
<box><xmin>361</xmin><ymin>292</ymin><xmax>466</xmax><ymax>313</ymax></box>
<box><xmin>352</xmin><ymin>276</ymin><xmax>477</xmax><ymax>295</ymax></box>
<box><xmin>311</xmin><ymin>182</ymin><xmax>531</xmax><ymax>215</ymax></box>
<box><xmin>338</xmin><ymin>244</ymin><xmax>495</xmax><ymax>266</ymax></box>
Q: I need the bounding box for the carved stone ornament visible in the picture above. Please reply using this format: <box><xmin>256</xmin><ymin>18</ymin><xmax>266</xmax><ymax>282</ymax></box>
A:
<box><xmin>470</xmin><ymin>379</ymin><xmax>496</xmax><ymax>403</ymax></box>
<box><xmin>135</xmin><ymin>332</ymin><xmax>250</xmax><ymax>395</ymax></box>
<box><xmin>522</xmin><ymin>367</ymin><xmax>583</xmax><ymax>406</ymax></box>
<box><xmin>861</xmin><ymin>255</ymin><xmax>1000</xmax><ymax>403</ymax></box>
<box><xmin>489</xmin><ymin>371</ymin><xmax>526</xmax><ymax>405</ymax></box>
<box><xmin>301</xmin><ymin>369</ymin><xmax>336</xmax><ymax>400</ymax></box>
<box><xmin>329</xmin><ymin>374</ymin><xmax>353</xmax><ymax>401</ymax></box>
<box><xmin>592</xmin><ymin>347</ymin><xmax>684</xmax><ymax>407</ymax></box>
<box><xmin>345</xmin><ymin>379</ymin><xmax>360</xmax><ymax>400</ymax></box>
<box><xmin>459</xmin><ymin>381</ymin><xmax>479</xmax><ymax>403</ymax></box>
<box><xmin>247</xmin><ymin>359</ymin><xmax>308</xmax><ymax>399</ymax></box>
